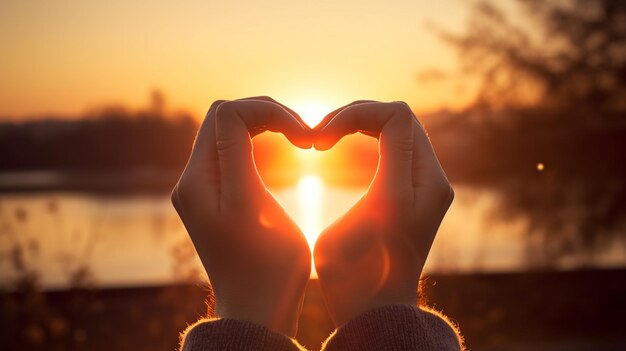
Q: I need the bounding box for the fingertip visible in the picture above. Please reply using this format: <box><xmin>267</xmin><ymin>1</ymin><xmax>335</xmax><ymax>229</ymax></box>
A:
<box><xmin>296</xmin><ymin>130</ymin><xmax>314</xmax><ymax>149</ymax></box>
<box><xmin>287</xmin><ymin>128</ymin><xmax>314</xmax><ymax>149</ymax></box>
<box><xmin>297</xmin><ymin>141</ymin><xmax>313</xmax><ymax>150</ymax></box>
<box><xmin>311</xmin><ymin>125</ymin><xmax>336</xmax><ymax>151</ymax></box>
<box><xmin>312</xmin><ymin>138</ymin><xmax>335</xmax><ymax>151</ymax></box>
<box><xmin>313</xmin><ymin>144</ymin><xmax>330</xmax><ymax>151</ymax></box>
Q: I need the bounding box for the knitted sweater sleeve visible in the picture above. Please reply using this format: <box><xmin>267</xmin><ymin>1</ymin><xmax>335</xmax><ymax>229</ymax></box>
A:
<box><xmin>179</xmin><ymin>318</ymin><xmax>307</xmax><ymax>351</ymax></box>
<box><xmin>321</xmin><ymin>304</ymin><xmax>464</xmax><ymax>351</ymax></box>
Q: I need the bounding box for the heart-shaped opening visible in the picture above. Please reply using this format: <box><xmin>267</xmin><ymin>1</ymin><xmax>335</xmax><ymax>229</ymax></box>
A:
<box><xmin>253</xmin><ymin>132</ymin><xmax>379</xmax><ymax>252</ymax></box>
<box><xmin>251</xmin><ymin>102</ymin><xmax>378</xmax><ymax>277</ymax></box>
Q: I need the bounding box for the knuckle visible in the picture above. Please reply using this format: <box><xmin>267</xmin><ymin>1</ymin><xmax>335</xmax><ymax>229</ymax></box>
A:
<box><xmin>211</xmin><ymin>99</ymin><xmax>227</xmax><ymax>107</ymax></box>
<box><xmin>388</xmin><ymin>102</ymin><xmax>416</xmax><ymax>128</ymax></box>
<box><xmin>448</xmin><ymin>184</ymin><xmax>455</xmax><ymax>202</ymax></box>
<box><xmin>170</xmin><ymin>187</ymin><xmax>180</xmax><ymax>208</ymax></box>
<box><xmin>391</xmin><ymin>101</ymin><xmax>412</xmax><ymax>116</ymax></box>
<box><xmin>352</xmin><ymin>99</ymin><xmax>374</xmax><ymax>105</ymax></box>
<box><xmin>215</xmin><ymin>100</ymin><xmax>235</xmax><ymax>116</ymax></box>
<box><xmin>208</xmin><ymin>100</ymin><xmax>227</xmax><ymax>114</ymax></box>
<box><xmin>435</xmin><ymin>179</ymin><xmax>451</xmax><ymax>194</ymax></box>
<box><xmin>435</xmin><ymin>180</ymin><xmax>454</xmax><ymax>206</ymax></box>
<box><xmin>238</xmin><ymin>95</ymin><xmax>275</xmax><ymax>103</ymax></box>
<box><xmin>256</xmin><ymin>95</ymin><xmax>274</xmax><ymax>102</ymax></box>
<box><xmin>173</xmin><ymin>178</ymin><xmax>195</xmax><ymax>205</ymax></box>
<box><xmin>217</xmin><ymin>138</ymin><xmax>247</xmax><ymax>154</ymax></box>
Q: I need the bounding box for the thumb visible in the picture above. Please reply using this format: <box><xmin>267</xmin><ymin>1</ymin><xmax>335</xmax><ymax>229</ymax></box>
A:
<box><xmin>215</xmin><ymin>100</ymin><xmax>311</xmax><ymax>206</ymax></box>
<box><xmin>315</xmin><ymin>102</ymin><xmax>414</xmax><ymax>198</ymax></box>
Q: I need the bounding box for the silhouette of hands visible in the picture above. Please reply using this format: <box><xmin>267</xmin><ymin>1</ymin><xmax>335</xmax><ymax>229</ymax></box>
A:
<box><xmin>313</xmin><ymin>101</ymin><xmax>454</xmax><ymax>326</ymax></box>
<box><xmin>171</xmin><ymin>97</ymin><xmax>312</xmax><ymax>336</ymax></box>
<box><xmin>172</xmin><ymin>98</ymin><xmax>453</xmax><ymax>336</ymax></box>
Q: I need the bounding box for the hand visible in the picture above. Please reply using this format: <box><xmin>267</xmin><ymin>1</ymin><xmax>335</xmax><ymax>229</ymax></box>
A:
<box><xmin>313</xmin><ymin>101</ymin><xmax>454</xmax><ymax>326</ymax></box>
<box><xmin>171</xmin><ymin>97</ymin><xmax>312</xmax><ymax>336</ymax></box>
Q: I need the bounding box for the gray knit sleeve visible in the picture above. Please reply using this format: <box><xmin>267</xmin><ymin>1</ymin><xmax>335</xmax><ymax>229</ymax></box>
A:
<box><xmin>321</xmin><ymin>304</ymin><xmax>464</xmax><ymax>351</ymax></box>
<box><xmin>180</xmin><ymin>318</ymin><xmax>307</xmax><ymax>351</ymax></box>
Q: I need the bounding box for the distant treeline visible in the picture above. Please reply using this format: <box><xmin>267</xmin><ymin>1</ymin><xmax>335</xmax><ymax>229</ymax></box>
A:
<box><xmin>1</xmin><ymin>105</ymin><xmax>623</xmax><ymax>188</ymax></box>
<box><xmin>0</xmin><ymin>111</ymin><xmax>197</xmax><ymax>173</ymax></box>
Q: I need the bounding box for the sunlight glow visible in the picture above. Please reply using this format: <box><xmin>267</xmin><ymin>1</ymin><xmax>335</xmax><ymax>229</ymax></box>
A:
<box><xmin>291</xmin><ymin>102</ymin><xmax>332</xmax><ymax>128</ymax></box>
<box><xmin>298</xmin><ymin>175</ymin><xmax>323</xmax><ymax>250</ymax></box>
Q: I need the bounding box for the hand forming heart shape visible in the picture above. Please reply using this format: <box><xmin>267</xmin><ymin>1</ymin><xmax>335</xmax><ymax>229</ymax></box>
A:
<box><xmin>171</xmin><ymin>97</ymin><xmax>454</xmax><ymax>336</ymax></box>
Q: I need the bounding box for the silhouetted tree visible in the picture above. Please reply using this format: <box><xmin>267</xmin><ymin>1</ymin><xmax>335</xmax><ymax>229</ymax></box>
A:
<box><xmin>427</xmin><ymin>0</ymin><xmax>626</xmax><ymax>266</ymax></box>
<box><xmin>0</xmin><ymin>98</ymin><xmax>198</xmax><ymax>179</ymax></box>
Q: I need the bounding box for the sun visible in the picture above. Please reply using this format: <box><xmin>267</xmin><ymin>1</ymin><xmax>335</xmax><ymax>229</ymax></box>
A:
<box><xmin>291</xmin><ymin>101</ymin><xmax>332</xmax><ymax>128</ymax></box>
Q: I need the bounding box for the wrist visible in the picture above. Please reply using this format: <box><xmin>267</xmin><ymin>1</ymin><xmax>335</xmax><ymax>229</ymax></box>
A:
<box><xmin>218</xmin><ymin>301</ymin><xmax>300</xmax><ymax>337</ymax></box>
<box><xmin>323</xmin><ymin>304</ymin><xmax>463</xmax><ymax>351</ymax></box>
<box><xmin>181</xmin><ymin>317</ymin><xmax>306</xmax><ymax>350</ymax></box>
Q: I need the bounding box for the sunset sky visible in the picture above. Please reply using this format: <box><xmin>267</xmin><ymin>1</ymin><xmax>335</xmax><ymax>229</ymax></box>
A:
<box><xmin>0</xmin><ymin>0</ymin><xmax>491</xmax><ymax>122</ymax></box>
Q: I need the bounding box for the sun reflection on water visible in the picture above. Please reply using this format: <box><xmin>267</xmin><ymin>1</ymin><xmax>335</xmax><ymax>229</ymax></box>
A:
<box><xmin>297</xmin><ymin>175</ymin><xmax>322</xmax><ymax>277</ymax></box>
<box><xmin>297</xmin><ymin>175</ymin><xmax>323</xmax><ymax>250</ymax></box>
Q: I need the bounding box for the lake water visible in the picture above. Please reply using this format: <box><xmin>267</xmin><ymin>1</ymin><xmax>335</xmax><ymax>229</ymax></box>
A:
<box><xmin>1</xmin><ymin>184</ymin><xmax>624</xmax><ymax>290</ymax></box>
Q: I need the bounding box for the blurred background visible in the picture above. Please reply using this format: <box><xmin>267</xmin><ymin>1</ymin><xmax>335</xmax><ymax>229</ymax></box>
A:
<box><xmin>1</xmin><ymin>0</ymin><xmax>625</xmax><ymax>350</ymax></box>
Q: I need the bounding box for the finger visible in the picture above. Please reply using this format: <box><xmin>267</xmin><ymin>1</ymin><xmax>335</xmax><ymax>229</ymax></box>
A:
<box><xmin>411</xmin><ymin>121</ymin><xmax>450</xmax><ymax>194</ymax></box>
<box><xmin>315</xmin><ymin>101</ymin><xmax>415</xmax><ymax>196</ymax></box>
<box><xmin>215</xmin><ymin>99</ymin><xmax>312</xmax><ymax>202</ymax></box>
<box><xmin>236</xmin><ymin>96</ymin><xmax>310</xmax><ymax>137</ymax></box>
<box><xmin>313</xmin><ymin>100</ymin><xmax>378</xmax><ymax>137</ymax></box>
<box><xmin>184</xmin><ymin>100</ymin><xmax>225</xmax><ymax>184</ymax></box>
<box><xmin>314</xmin><ymin>101</ymin><xmax>412</xmax><ymax>150</ymax></box>
<box><xmin>231</xmin><ymin>97</ymin><xmax>313</xmax><ymax>148</ymax></box>
<box><xmin>173</xmin><ymin>100</ymin><xmax>225</xmax><ymax>213</ymax></box>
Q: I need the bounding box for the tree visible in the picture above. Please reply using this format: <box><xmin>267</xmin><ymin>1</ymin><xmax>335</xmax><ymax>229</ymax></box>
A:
<box><xmin>437</xmin><ymin>0</ymin><xmax>625</xmax><ymax>110</ymax></box>
<box><xmin>427</xmin><ymin>0</ymin><xmax>626</xmax><ymax>267</ymax></box>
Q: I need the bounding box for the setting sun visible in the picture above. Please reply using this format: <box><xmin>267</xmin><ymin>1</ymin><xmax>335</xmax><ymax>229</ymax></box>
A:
<box><xmin>291</xmin><ymin>102</ymin><xmax>333</xmax><ymax>128</ymax></box>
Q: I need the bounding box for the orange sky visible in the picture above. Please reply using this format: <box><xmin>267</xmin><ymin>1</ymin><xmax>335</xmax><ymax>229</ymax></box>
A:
<box><xmin>0</xmin><ymin>0</ymin><xmax>487</xmax><ymax>121</ymax></box>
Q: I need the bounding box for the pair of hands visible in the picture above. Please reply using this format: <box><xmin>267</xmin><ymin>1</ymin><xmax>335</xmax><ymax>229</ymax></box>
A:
<box><xmin>171</xmin><ymin>97</ymin><xmax>454</xmax><ymax>337</ymax></box>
